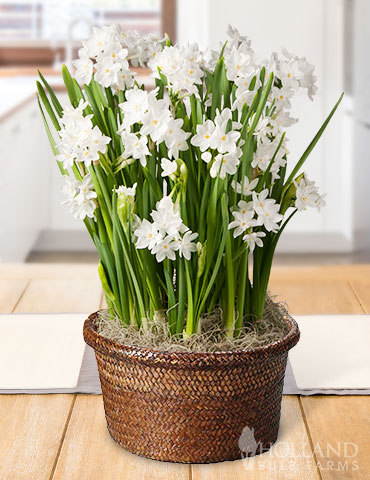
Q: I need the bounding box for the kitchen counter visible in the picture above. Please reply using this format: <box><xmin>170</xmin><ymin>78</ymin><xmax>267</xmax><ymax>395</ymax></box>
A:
<box><xmin>0</xmin><ymin>73</ymin><xmax>65</xmax><ymax>123</ymax></box>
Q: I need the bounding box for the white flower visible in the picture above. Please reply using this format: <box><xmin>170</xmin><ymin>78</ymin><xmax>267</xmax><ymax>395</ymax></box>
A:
<box><xmin>96</xmin><ymin>41</ymin><xmax>128</xmax><ymax>69</ymax></box>
<box><xmin>151</xmin><ymin>196</ymin><xmax>183</xmax><ymax>236</ymax></box>
<box><xmin>151</xmin><ymin>235</ymin><xmax>180</xmax><ymax>262</ymax></box>
<box><xmin>277</xmin><ymin>60</ymin><xmax>302</xmax><ymax>90</ymax></box>
<box><xmin>295</xmin><ymin>175</ymin><xmax>326</xmax><ymax>211</ymax></box>
<box><xmin>72</xmin><ymin>48</ymin><xmax>93</xmax><ymax>84</ymax></box>
<box><xmin>119</xmin><ymin>29</ymin><xmax>162</xmax><ymax>67</ymax></box>
<box><xmin>242</xmin><ymin>231</ymin><xmax>266</xmax><ymax>252</ymax></box>
<box><xmin>56</xmin><ymin>101</ymin><xmax>110</xmax><ymax>168</ymax></box>
<box><xmin>84</xmin><ymin>25</ymin><xmax>117</xmax><ymax>57</ymax></box>
<box><xmin>164</xmin><ymin>118</ymin><xmax>190</xmax><ymax>159</ymax></box>
<box><xmin>251</xmin><ymin>141</ymin><xmax>276</xmax><ymax>171</ymax></box>
<box><xmin>134</xmin><ymin>219</ymin><xmax>162</xmax><ymax>250</ymax></box>
<box><xmin>115</xmin><ymin>183</ymin><xmax>137</xmax><ymax>198</ymax></box>
<box><xmin>178</xmin><ymin>231</ymin><xmax>198</xmax><ymax>260</ymax></box>
<box><xmin>252</xmin><ymin>189</ymin><xmax>283</xmax><ymax>232</ymax></box>
<box><xmin>140</xmin><ymin>98</ymin><xmax>171</xmax><ymax>142</ymax></box>
<box><xmin>210</xmin><ymin>127</ymin><xmax>240</xmax><ymax>154</ymax></box>
<box><xmin>62</xmin><ymin>174</ymin><xmax>97</xmax><ymax>220</ymax></box>
<box><xmin>94</xmin><ymin>57</ymin><xmax>121</xmax><ymax>88</ymax></box>
<box><xmin>190</xmin><ymin>120</ymin><xmax>215</xmax><ymax>151</ymax></box>
<box><xmin>119</xmin><ymin>131</ymin><xmax>149</xmax><ymax>167</ymax></box>
<box><xmin>232</xmin><ymin>88</ymin><xmax>257</xmax><ymax>111</ymax></box>
<box><xmin>224</xmin><ymin>45</ymin><xmax>256</xmax><ymax>82</ymax></box>
<box><xmin>116</xmin><ymin>68</ymin><xmax>135</xmax><ymax>90</ymax></box>
<box><xmin>232</xmin><ymin>176</ymin><xmax>259</xmax><ymax>196</ymax></box>
<box><xmin>210</xmin><ymin>152</ymin><xmax>240</xmax><ymax>179</ymax></box>
<box><xmin>201</xmin><ymin>151</ymin><xmax>212</xmax><ymax>163</ymax></box>
<box><xmin>251</xmin><ymin>115</ymin><xmax>270</xmax><ymax>142</ymax></box>
<box><xmin>228</xmin><ymin>206</ymin><xmax>258</xmax><ymax>238</ymax></box>
<box><xmin>161</xmin><ymin>158</ymin><xmax>177</xmax><ymax>177</ymax></box>
<box><xmin>149</xmin><ymin>43</ymin><xmax>203</xmax><ymax>96</ymax></box>
<box><xmin>119</xmin><ymin>86</ymin><xmax>149</xmax><ymax>127</ymax></box>
<box><xmin>270</xmin><ymin>86</ymin><xmax>294</xmax><ymax>110</ymax></box>
<box><xmin>61</xmin><ymin>175</ymin><xmax>78</xmax><ymax>200</ymax></box>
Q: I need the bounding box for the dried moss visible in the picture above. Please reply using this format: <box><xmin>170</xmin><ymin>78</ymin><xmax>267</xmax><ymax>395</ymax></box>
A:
<box><xmin>96</xmin><ymin>296</ymin><xmax>290</xmax><ymax>353</ymax></box>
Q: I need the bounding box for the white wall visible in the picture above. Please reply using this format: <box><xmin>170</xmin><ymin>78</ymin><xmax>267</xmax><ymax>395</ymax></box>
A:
<box><xmin>178</xmin><ymin>0</ymin><xmax>352</xmax><ymax>252</ymax></box>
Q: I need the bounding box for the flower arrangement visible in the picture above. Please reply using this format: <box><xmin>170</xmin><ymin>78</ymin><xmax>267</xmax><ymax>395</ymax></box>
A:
<box><xmin>38</xmin><ymin>24</ymin><xmax>342</xmax><ymax>341</ymax></box>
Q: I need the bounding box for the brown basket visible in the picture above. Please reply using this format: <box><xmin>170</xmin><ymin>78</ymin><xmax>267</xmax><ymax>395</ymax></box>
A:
<box><xmin>84</xmin><ymin>311</ymin><xmax>300</xmax><ymax>463</ymax></box>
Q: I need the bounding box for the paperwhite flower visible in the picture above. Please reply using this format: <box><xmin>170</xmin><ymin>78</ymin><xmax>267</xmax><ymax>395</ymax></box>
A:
<box><xmin>224</xmin><ymin>46</ymin><xmax>256</xmax><ymax>82</ymax></box>
<box><xmin>115</xmin><ymin>183</ymin><xmax>137</xmax><ymax>198</ymax></box>
<box><xmin>116</xmin><ymin>68</ymin><xmax>135</xmax><ymax>90</ymax></box>
<box><xmin>228</xmin><ymin>207</ymin><xmax>258</xmax><ymax>238</ymax></box>
<box><xmin>209</xmin><ymin>127</ymin><xmax>240</xmax><ymax>154</ymax></box>
<box><xmin>201</xmin><ymin>151</ymin><xmax>212</xmax><ymax>163</ymax></box>
<box><xmin>178</xmin><ymin>231</ymin><xmax>198</xmax><ymax>260</ymax></box>
<box><xmin>190</xmin><ymin>120</ymin><xmax>215</xmax><ymax>151</ymax></box>
<box><xmin>251</xmin><ymin>115</ymin><xmax>270</xmax><ymax>142</ymax></box>
<box><xmin>164</xmin><ymin>118</ymin><xmax>190</xmax><ymax>159</ymax></box>
<box><xmin>151</xmin><ymin>196</ymin><xmax>183</xmax><ymax>236</ymax></box>
<box><xmin>151</xmin><ymin>235</ymin><xmax>180</xmax><ymax>262</ymax></box>
<box><xmin>270</xmin><ymin>86</ymin><xmax>294</xmax><ymax>110</ymax></box>
<box><xmin>72</xmin><ymin>48</ymin><xmax>93</xmax><ymax>85</ymax></box>
<box><xmin>140</xmin><ymin>98</ymin><xmax>171</xmax><ymax>142</ymax></box>
<box><xmin>56</xmin><ymin>101</ymin><xmax>110</xmax><ymax>168</ymax></box>
<box><xmin>277</xmin><ymin>60</ymin><xmax>302</xmax><ymax>91</ymax></box>
<box><xmin>149</xmin><ymin>43</ymin><xmax>203</xmax><ymax>96</ymax></box>
<box><xmin>295</xmin><ymin>175</ymin><xmax>326</xmax><ymax>211</ymax></box>
<box><xmin>232</xmin><ymin>88</ymin><xmax>257</xmax><ymax>111</ymax></box>
<box><xmin>119</xmin><ymin>131</ymin><xmax>150</xmax><ymax>167</ymax></box>
<box><xmin>119</xmin><ymin>87</ymin><xmax>149</xmax><ymax>127</ymax></box>
<box><xmin>252</xmin><ymin>189</ymin><xmax>283</xmax><ymax>232</ymax></box>
<box><xmin>242</xmin><ymin>231</ymin><xmax>266</xmax><ymax>252</ymax></box>
<box><xmin>135</xmin><ymin>218</ymin><xmax>162</xmax><ymax>250</ymax></box>
<box><xmin>161</xmin><ymin>158</ymin><xmax>177</xmax><ymax>177</ymax></box>
<box><xmin>94</xmin><ymin>57</ymin><xmax>121</xmax><ymax>88</ymax></box>
<box><xmin>210</xmin><ymin>152</ymin><xmax>240</xmax><ymax>179</ymax></box>
<box><xmin>251</xmin><ymin>141</ymin><xmax>276</xmax><ymax>171</ymax></box>
<box><xmin>62</xmin><ymin>174</ymin><xmax>97</xmax><ymax>220</ymax></box>
<box><xmin>84</xmin><ymin>25</ymin><xmax>117</xmax><ymax>57</ymax></box>
<box><xmin>232</xmin><ymin>176</ymin><xmax>259</xmax><ymax>196</ymax></box>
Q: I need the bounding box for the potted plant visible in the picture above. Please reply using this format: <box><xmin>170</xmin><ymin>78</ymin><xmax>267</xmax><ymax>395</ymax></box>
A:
<box><xmin>38</xmin><ymin>24</ymin><xmax>342</xmax><ymax>463</ymax></box>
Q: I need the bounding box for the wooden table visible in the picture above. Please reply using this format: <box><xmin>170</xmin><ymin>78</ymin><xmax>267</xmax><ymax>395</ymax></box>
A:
<box><xmin>1</xmin><ymin>263</ymin><xmax>369</xmax><ymax>480</ymax></box>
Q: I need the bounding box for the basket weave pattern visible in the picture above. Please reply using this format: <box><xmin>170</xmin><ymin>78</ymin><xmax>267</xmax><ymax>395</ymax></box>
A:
<box><xmin>84</xmin><ymin>312</ymin><xmax>300</xmax><ymax>463</ymax></box>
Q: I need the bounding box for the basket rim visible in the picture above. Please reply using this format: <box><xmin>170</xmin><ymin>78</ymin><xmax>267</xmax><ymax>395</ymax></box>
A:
<box><xmin>84</xmin><ymin>309</ymin><xmax>300</xmax><ymax>365</ymax></box>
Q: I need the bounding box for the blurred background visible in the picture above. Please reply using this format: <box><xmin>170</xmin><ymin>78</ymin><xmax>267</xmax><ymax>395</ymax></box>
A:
<box><xmin>0</xmin><ymin>0</ymin><xmax>368</xmax><ymax>265</ymax></box>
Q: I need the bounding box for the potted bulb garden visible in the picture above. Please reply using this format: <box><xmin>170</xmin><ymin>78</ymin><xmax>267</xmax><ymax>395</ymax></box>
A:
<box><xmin>37</xmin><ymin>24</ymin><xmax>342</xmax><ymax>463</ymax></box>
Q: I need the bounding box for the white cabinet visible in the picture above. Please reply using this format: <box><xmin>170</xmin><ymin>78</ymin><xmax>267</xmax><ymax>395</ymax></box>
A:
<box><xmin>0</xmin><ymin>98</ymin><xmax>48</xmax><ymax>261</ymax></box>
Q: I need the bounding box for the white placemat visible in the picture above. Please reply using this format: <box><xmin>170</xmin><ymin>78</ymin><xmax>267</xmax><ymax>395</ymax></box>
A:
<box><xmin>290</xmin><ymin>314</ymin><xmax>370</xmax><ymax>390</ymax></box>
<box><xmin>1</xmin><ymin>313</ymin><xmax>369</xmax><ymax>395</ymax></box>
<box><xmin>0</xmin><ymin>313</ymin><xmax>87</xmax><ymax>389</ymax></box>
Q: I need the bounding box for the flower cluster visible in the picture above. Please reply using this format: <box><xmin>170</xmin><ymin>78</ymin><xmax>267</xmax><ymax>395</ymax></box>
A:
<box><xmin>134</xmin><ymin>196</ymin><xmax>198</xmax><ymax>262</ymax></box>
<box><xmin>228</xmin><ymin>186</ymin><xmax>283</xmax><ymax>250</ymax></box>
<box><xmin>295</xmin><ymin>174</ymin><xmax>326</xmax><ymax>211</ymax></box>
<box><xmin>73</xmin><ymin>24</ymin><xmax>162</xmax><ymax>89</ymax></box>
<box><xmin>149</xmin><ymin>43</ymin><xmax>204</xmax><ymax>96</ymax></box>
<box><xmin>191</xmin><ymin>108</ymin><xmax>242</xmax><ymax>178</ymax></box>
<box><xmin>61</xmin><ymin>174</ymin><xmax>97</xmax><ymax>220</ymax></box>
<box><xmin>117</xmin><ymin>86</ymin><xmax>190</xmax><ymax>166</ymax></box>
<box><xmin>56</xmin><ymin>100</ymin><xmax>110</xmax><ymax>169</ymax></box>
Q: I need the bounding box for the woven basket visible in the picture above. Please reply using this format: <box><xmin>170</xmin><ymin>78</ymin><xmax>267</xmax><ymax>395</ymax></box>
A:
<box><xmin>84</xmin><ymin>311</ymin><xmax>299</xmax><ymax>463</ymax></box>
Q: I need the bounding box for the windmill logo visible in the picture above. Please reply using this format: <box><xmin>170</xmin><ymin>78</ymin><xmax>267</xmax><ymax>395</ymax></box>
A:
<box><xmin>238</xmin><ymin>426</ymin><xmax>262</xmax><ymax>470</ymax></box>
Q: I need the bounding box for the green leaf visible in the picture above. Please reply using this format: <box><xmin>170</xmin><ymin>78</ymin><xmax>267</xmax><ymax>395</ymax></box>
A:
<box><xmin>36</xmin><ymin>81</ymin><xmax>61</xmax><ymax>132</ymax></box>
<box><xmin>62</xmin><ymin>64</ymin><xmax>78</xmax><ymax>106</ymax></box>
<box><xmin>282</xmin><ymin>92</ymin><xmax>344</xmax><ymax>197</ymax></box>
<box><xmin>37</xmin><ymin>70</ymin><xmax>63</xmax><ymax>116</ymax></box>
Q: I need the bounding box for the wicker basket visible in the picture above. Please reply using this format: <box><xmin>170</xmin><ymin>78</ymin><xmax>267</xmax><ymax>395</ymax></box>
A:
<box><xmin>84</xmin><ymin>311</ymin><xmax>300</xmax><ymax>463</ymax></box>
